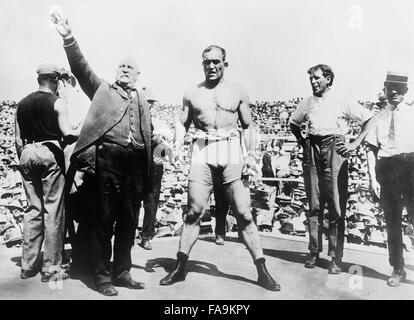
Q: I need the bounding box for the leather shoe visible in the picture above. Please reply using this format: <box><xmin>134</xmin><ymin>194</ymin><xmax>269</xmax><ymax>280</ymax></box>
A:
<box><xmin>160</xmin><ymin>262</ymin><xmax>186</xmax><ymax>286</ymax></box>
<box><xmin>215</xmin><ymin>235</ymin><xmax>225</xmax><ymax>246</ymax></box>
<box><xmin>255</xmin><ymin>258</ymin><xmax>281</xmax><ymax>291</ymax></box>
<box><xmin>97</xmin><ymin>283</ymin><xmax>118</xmax><ymax>296</ymax></box>
<box><xmin>113</xmin><ymin>277</ymin><xmax>146</xmax><ymax>289</ymax></box>
<box><xmin>304</xmin><ymin>254</ymin><xmax>318</xmax><ymax>269</ymax></box>
<box><xmin>328</xmin><ymin>260</ymin><xmax>342</xmax><ymax>274</ymax></box>
<box><xmin>21</xmin><ymin>269</ymin><xmax>39</xmax><ymax>279</ymax></box>
<box><xmin>141</xmin><ymin>239</ymin><xmax>152</xmax><ymax>250</ymax></box>
<box><xmin>41</xmin><ymin>271</ymin><xmax>70</xmax><ymax>282</ymax></box>
<box><xmin>387</xmin><ymin>267</ymin><xmax>407</xmax><ymax>287</ymax></box>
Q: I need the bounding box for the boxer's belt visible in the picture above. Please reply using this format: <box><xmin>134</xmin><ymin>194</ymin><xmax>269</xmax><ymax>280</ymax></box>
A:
<box><xmin>192</xmin><ymin>136</ymin><xmax>239</xmax><ymax>143</ymax></box>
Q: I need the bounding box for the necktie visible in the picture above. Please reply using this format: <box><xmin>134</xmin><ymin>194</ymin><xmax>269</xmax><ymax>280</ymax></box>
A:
<box><xmin>389</xmin><ymin>111</ymin><xmax>396</xmax><ymax>150</ymax></box>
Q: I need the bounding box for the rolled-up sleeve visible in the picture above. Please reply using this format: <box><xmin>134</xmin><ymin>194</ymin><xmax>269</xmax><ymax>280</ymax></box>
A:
<box><xmin>365</xmin><ymin>115</ymin><xmax>379</xmax><ymax>148</ymax></box>
<box><xmin>343</xmin><ymin>102</ymin><xmax>373</xmax><ymax>124</ymax></box>
<box><xmin>289</xmin><ymin>99</ymin><xmax>306</xmax><ymax>127</ymax></box>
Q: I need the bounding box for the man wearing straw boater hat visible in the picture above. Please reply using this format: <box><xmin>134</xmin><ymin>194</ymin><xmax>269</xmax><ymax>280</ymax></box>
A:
<box><xmin>366</xmin><ymin>71</ymin><xmax>414</xmax><ymax>286</ymax></box>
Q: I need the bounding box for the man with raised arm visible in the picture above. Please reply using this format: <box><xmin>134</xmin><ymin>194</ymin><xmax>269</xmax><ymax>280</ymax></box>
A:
<box><xmin>160</xmin><ymin>45</ymin><xmax>280</xmax><ymax>291</ymax></box>
<box><xmin>51</xmin><ymin>12</ymin><xmax>166</xmax><ymax>296</ymax></box>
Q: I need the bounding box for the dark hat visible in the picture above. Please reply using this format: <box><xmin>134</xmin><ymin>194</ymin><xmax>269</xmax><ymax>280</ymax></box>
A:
<box><xmin>279</xmin><ymin>222</ymin><xmax>295</xmax><ymax>235</ymax></box>
<box><xmin>36</xmin><ymin>63</ymin><xmax>61</xmax><ymax>76</ymax></box>
<box><xmin>385</xmin><ymin>71</ymin><xmax>408</xmax><ymax>84</ymax></box>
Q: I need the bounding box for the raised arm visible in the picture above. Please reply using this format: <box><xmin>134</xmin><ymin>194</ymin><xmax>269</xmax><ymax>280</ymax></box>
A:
<box><xmin>50</xmin><ymin>11</ymin><xmax>101</xmax><ymax>100</ymax></box>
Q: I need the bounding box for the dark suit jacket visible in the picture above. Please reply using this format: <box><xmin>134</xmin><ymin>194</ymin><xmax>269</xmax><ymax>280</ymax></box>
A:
<box><xmin>63</xmin><ymin>38</ymin><xmax>156</xmax><ymax>179</ymax></box>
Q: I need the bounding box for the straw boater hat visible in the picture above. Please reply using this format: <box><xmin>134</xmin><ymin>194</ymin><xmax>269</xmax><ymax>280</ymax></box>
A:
<box><xmin>2</xmin><ymin>227</ymin><xmax>23</xmax><ymax>248</ymax></box>
<box><xmin>385</xmin><ymin>71</ymin><xmax>408</xmax><ymax>84</ymax></box>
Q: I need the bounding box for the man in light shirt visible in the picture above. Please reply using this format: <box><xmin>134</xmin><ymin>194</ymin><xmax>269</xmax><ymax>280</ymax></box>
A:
<box><xmin>290</xmin><ymin>64</ymin><xmax>374</xmax><ymax>274</ymax></box>
<box><xmin>366</xmin><ymin>71</ymin><xmax>413</xmax><ymax>287</ymax></box>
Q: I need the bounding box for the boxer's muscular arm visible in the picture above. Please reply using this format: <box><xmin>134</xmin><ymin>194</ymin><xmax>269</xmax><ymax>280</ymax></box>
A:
<box><xmin>237</xmin><ymin>85</ymin><xmax>256</xmax><ymax>154</ymax></box>
<box><xmin>174</xmin><ymin>88</ymin><xmax>194</xmax><ymax>149</ymax></box>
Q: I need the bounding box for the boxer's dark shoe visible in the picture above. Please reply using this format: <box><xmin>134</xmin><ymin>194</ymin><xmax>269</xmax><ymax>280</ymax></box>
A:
<box><xmin>159</xmin><ymin>262</ymin><xmax>186</xmax><ymax>285</ymax></box>
<box><xmin>159</xmin><ymin>252</ymin><xmax>188</xmax><ymax>286</ymax></box>
<box><xmin>255</xmin><ymin>257</ymin><xmax>281</xmax><ymax>291</ymax></box>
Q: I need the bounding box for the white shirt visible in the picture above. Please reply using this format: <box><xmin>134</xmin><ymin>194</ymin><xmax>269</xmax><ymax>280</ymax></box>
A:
<box><xmin>289</xmin><ymin>90</ymin><xmax>372</xmax><ymax>136</ymax></box>
<box><xmin>151</xmin><ymin>117</ymin><xmax>173</xmax><ymax>165</ymax></box>
<box><xmin>152</xmin><ymin>117</ymin><xmax>173</xmax><ymax>143</ymax></box>
<box><xmin>366</xmin><ymin>102</ymin><xmax>414</xmax><ymax>158</ymax></box>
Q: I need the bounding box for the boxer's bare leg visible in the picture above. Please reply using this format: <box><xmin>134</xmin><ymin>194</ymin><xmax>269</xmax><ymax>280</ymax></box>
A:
<box><xmin>225</xmin><ymin>179</ymin><xmax>263</xmax><ymax>260</ymax></box>
<box><xmin>178</xmin><ymin>181</ymin><xmax>213</xmax><ymax>255</ymax></box>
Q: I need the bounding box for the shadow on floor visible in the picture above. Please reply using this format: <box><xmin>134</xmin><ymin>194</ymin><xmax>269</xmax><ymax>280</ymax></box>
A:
<box><xmin>144</xmin><ymin>257</ymin><xmax>257</xmax><ymax>286</ymax></box>
<box><xmin>199</xmin><ymin>235</ymin><xmax>414</xmax><ymax>286</ymax></box>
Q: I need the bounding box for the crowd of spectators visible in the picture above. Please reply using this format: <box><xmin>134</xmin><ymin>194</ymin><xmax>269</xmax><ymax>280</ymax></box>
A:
<box><xmin>1</xmin><ymin>97</ymin><xmax>413</xmax><ymax>252</ymax></box>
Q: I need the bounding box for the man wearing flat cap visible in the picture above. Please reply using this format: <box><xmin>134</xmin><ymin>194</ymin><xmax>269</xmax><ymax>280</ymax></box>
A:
<box><xmin>366</xmin><ymin>71</ymin><xmax>414</xmax><ymax>287</ymax></box>
<box><xmin>15</xmin><ymin>62</ymin><xmax>76</xmax><ymax>282</ymax></box>
<box><xmin>51</xmin><ymin>11</ymin><xmax>167</xmax><ymax>296</ymax></box>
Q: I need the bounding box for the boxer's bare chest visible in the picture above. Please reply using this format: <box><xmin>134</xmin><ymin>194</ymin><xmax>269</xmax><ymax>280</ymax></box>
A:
<box><xmin>190</xmin><ymin>84</ymin><xmax>240</xmax><ymax>128</ymax></box>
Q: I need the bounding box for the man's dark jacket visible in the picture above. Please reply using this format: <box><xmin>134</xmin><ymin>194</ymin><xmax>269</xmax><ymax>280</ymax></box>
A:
<box><xmin>63</xmin><ymin>37</ymin><xmax>156</xmax><ymax>184</ymax></box>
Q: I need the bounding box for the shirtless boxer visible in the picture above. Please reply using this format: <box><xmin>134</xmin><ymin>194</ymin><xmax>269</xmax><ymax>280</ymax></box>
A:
<box><xmin>159</xmin><ymin>45</ymin><xmax>280</xmax><ymax>291</ymax></box>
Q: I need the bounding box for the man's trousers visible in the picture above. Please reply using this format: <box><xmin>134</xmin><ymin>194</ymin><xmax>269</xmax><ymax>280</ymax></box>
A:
<box><xmin>376</xmin><ymin>153</ymin><xmax>414</xmax><ymax>268</ymax></box>
<box><xmin>19</xmin><ymin>142</ymin><xmax>65</xmax><ymax>273</ymax></box>
<box><xmin>142</xmin><ymin>161</ymin><xmax>163</xmax><ymax>241</ymax></box>
<box><xmin>92</xmin><ymin>141</ymin><xmax>146</xmax><ymax>286</ymax></box>
<box><xmin>302</xmin><ymin>135</ymin><xmax>348</xmax><ymax>259</ymax></box>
